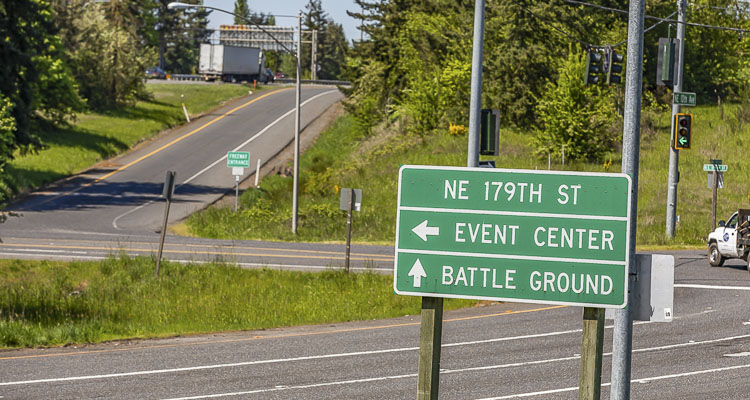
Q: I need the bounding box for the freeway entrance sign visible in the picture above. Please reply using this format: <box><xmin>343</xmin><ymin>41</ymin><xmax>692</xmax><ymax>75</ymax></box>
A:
<box><xmin>227</xmin><ymin>151</ymin><xmax>250</xmax><ymax>168</ymax></box>
<box><xmin>673</xmin><ymin>92</ymin><xmax>696</xmax><ymax>106</ymax></box>
<box><xmin>394</xmin><ymin>166</ymin><xmax>632</xmax><ymax>308</ymax></box>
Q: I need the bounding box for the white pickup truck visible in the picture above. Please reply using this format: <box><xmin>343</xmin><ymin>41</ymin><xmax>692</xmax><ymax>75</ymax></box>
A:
<box><xmin>707</xmin><ymin>209</ymin><xmax>750</xmax><ymax>270</ymax></box>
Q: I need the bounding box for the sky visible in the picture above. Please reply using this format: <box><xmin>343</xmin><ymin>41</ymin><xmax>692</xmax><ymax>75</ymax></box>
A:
<box><xmin>202</xmin><ymin>0</ymin><xmax>363</xmax><ymax>43</ymax></box>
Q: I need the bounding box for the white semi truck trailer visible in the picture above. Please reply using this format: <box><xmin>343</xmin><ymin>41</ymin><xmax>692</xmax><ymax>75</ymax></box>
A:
<box><xmin>199</xmin><ymin>43</ymin><xmax>270</xmax><ymax>83</ymax></box>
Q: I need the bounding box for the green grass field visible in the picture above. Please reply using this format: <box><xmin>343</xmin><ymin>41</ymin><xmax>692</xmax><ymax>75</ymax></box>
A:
<box><xmin>186</xmin><ymin>101</ymin><xmax>750</xmax><ymax>248</ymax></box>
<box><xmin>0</xmin><ymin>256</ymin><xmax>474</xmax><ymax>348</ymax></box>
<box><xmin>3</xmin><ymin>83</ymin><xmax>261</xmax><ymax>200</ymax></box>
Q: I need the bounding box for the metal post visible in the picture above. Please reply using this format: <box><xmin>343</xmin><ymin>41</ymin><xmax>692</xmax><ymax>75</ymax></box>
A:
<box><xmin>611</xmin><ymin>0</ymin><xmax>645</xmax><ymax>398</ymax></box>
<box><xmin>417</xmin><ymin>297</ymin><xmax>443</xmax><ymax>400</ymax></box>
<box><xmin>255</xmin><ymin>158</ymin><xmax>261</xmax><ymax>187</ymax></box>
<box><xmin>344</xmin><ymin>192</ymin><xmax>353</xmax><ymax>273</ymax></box>
<box><xmin>562</xmin><ymin>144</ymin><xmax>566</xmax><ymax>167</ymax></box>
<box><xmin>235</xmin><ymin>175</ymin><xmax>239</xmax><ymax>213</ymax></box>
<box><xmin>666</xmin><ymin>0</ymin><xmax>687</xmax><ymax>238</ymax></box>
<box><xmin>579</xmin><ymin>307</ymin><xmax>605</xmax><ymax>400</ymax></box>
<box><xmin>292</xmin><ymin>12</ymin><xmax>302</xmax><ymax>234</ymax></box>
<box><xmin>311</xmin><ymin>30</ymin><xmax>317</xmax><ymax>81</ymax></box>
<box><xmin>466</xmin><ymin>0</ymin><xmax>486</xmax><ymax>168</ymax></box>
<box><xmin>712</xmin><ymin>171</ymin><xmax>719</xmax><ymax>230</ymax></box>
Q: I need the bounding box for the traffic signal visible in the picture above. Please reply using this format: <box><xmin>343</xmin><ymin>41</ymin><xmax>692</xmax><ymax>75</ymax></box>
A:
<box><xmin>607</xmin><ymin>49</ymin><xmax>624</xmax><ymax>85</ymax></box>
<box><xmin>674</xmin><ymin>113</ymin><xmax>692</xmax><ymax>150</ymax></box>
<box><xmin>584</xmin><ymin>49</ymin><xmax>602</xmax><ymax>85</ymax></box>
<box><xmin>480</xmin><ymin>109</ymin><xmax>499</xmax><ymax>156</ymax></box>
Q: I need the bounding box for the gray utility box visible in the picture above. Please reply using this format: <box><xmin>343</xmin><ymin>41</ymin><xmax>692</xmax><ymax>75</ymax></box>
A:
<box><xmin>199</xmin><ymin>43</ymin><xmax>263</xmax><ymax>77</ymax></box>
<box><xmin>606</xmin><ymin>253</ymin><xmax>674</xmax><ymax>322</ymax></box>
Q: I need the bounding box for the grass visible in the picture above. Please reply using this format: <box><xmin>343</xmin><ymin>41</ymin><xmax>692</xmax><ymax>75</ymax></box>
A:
<box><xmin>186</xmin><ymin>99</ymin><xmax>750</xmax><ymax>248</ymax></box>
<box><xmin>3</xmin><ymin>83</ymin><xmax>262</xmax><ymax>199</ymax></box>
<box><xmin>0</xmin><ymin>256</ymin><xmax>475</xmax><ymax>348</ymax></box>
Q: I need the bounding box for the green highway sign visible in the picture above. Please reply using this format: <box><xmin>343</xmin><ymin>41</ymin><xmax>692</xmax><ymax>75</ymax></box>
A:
<box><xmin>703</xmin><ymin>164</ymin><xmax>728</xmax><ymax>172</ymax></box>
<box><xmin>227</xmin><ymin>151</ymin><xmax>250</xmax><ymax>168</ymax></box>
<box><xmin>673</xmin><ymin>92</ymin><xmax>696</xmax><ymax>106</ymax></box>
<box><xmin>394</xmin><ymin>166</ymin><xmax>632</xmax><ymax>308</ymax></box>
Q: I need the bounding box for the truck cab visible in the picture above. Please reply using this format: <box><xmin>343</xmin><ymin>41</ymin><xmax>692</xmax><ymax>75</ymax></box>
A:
<box><xmin>708</xmin><ymin>209</ymin><xmax>750</xmax><ymax>269</ymax></box>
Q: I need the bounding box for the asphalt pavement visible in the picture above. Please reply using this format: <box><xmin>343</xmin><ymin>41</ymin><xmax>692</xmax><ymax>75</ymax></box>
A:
<box><xmin>3</xmin><ymin>250</ymin><xmax>750</xmax><ymax>399</ymax></box>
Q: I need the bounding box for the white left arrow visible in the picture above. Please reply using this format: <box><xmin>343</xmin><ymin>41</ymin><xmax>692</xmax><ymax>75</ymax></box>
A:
<box><xmin>408</xmin><ymin>259</ymin><xmax>427</xmax><ymax>288</ymax></box>
<box><xmin>412</xmin><ymin>220</ymin><xmax>439</xmax><ymax>242</ymax></box>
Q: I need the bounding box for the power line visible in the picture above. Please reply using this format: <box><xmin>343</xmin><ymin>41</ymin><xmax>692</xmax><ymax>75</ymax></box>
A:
<box><xmin>522</xmin><ymin>5</ymin><xmax>677</xmax><ymax>50</ymax></box>
<box><xmin>559</xmin><ymin>0</ymin><xmax>750</xmax><ymax>34</ymax></box>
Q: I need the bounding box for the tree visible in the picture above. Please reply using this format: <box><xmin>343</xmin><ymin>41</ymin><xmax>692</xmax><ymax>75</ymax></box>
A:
<box><xmin>233</xmin><ymin>0</ymin><xmax>250</xmax><ymax>25</ymax></box>
<box><xmin>532</xmin><ymin>46</ymin><xmax>619</xmax><ymax>162</ymax></box>
<box><xmin>318</xmin><ymin>21</ymin><xmax>348</xmax><ymax>80</ymax></box>
<box><xmin>303</xmin><ymin>0</ymin><xmax>328</xmax><ymax>78</ymax></box>
<box><xmin>0</xmin><ymin>0</ymin><xmax>84</xmax><ymax>159</ymax></box>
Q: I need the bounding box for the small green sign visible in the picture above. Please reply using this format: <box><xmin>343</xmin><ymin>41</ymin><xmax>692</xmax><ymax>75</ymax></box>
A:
<box><xmin>703</xmin><ymin>164</ymin><xmax>728</xmax><ymax>172</ymax></box>
<box><xmin>394</xmin><ymin>166</ymin><xmax>632</xmax><ymax>308</ymax></box>
<box><xmin>227</xmin><ymin>151</ymin><xmax>250</xmax><ymax>168</ymax></box>
<box><xmin>673</xmin><ymin>92</ymin><xmax>696</xmax><ymax>106</ymax></box>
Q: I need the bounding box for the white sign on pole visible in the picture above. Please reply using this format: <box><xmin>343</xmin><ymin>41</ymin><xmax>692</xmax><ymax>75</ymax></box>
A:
<box><xmin>707</xmin><ymin>171</ymin><xmax>724</xmax><ymax>189</ymax></box>
<box><xmin>232</xmin><ymin>167</ymin><xmax>244</xmax><ymax>176</ymax></box>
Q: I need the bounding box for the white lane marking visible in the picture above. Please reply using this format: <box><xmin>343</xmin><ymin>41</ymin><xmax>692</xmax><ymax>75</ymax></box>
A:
<box><xmin>4</xmin><ymin>316</ymin><xmax>748</xmax><ymax>388</ymax></box>
<box><xmin>724</xmin><ymin>352</ymin><xmax>750</xmax><ymax>357</ymax></box>
<box><xmin>182</xmin><ymin>90</ymin><xmax>337</xmax><ymax>186</ymax></box>
<box><xmin>0</xmin><ymin>252</ymin><xmax>388</xmax><ymax>272</ymax></box>
<box><xmin>477</xmin><ymin>363</ymin><xmax>750</xmax><ymax>399</ymax></box>
<box><xmin>161</xmin><ymin>373</ymin><xmax>418</xmax><ymax>400</ymax></box>
<box><xmin>161</xmin><ymin>335</ymin><xmax>750</xmax><ymax>400</ymax></box>
<box><xmin>675</xmin><ymin>283</ymin><xmax>750</xmax><ymax>291</ymax></box>
<box><xmin>111</xmin><ymin>89</ymin><xmax>338</xmax><ymax>230</ymax></box>
<box><xmin>0</xmin><ymin>347</ymin><xmax>418</xmax><ymax>387</ymax></box>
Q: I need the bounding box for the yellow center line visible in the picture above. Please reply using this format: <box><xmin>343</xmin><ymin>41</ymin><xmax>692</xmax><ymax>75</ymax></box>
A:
<box><xmin>35</xmin><ymin>88</ymin><xmax>292</xmax><ymax>205</ymax></box>
<box><xmin>0</xmin><ymin>242</ymin><xmax>393</xmax><ymax>261</ymax></box>
<box><xmin>0</xmin><ymin>305</ymin><xmax>567</xmax><ymax>360</ymax></box>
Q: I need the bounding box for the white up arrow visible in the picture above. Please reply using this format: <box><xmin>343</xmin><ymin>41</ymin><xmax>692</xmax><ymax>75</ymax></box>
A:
<box><xmin>408</xmin><ymin>259</ymin><xmax>427</xmax><ymax>288</ymax></box>
<box><xmin>412</xmin><ymin>220</ymin><xmax>439</xmax><ymax>242</ymax></box>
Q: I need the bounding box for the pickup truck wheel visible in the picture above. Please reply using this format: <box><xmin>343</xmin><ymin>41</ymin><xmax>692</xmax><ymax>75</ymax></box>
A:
<box><xmin>708</xmin><ymin>243</ymin><xmax>724</xmax><ymax>267</ymax></box>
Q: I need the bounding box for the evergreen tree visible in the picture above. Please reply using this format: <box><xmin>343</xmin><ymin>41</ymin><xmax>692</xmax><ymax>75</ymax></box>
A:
<box><xmin>303</xmin><ymin>0</ymin><xmax>328</xmax><ymax>78</ymax></box>
<box><xmin>318</xmin><ymin>21</ymin><xmax>348</xmax><ymax>80</ymax></box>
<box><xmin>233</xmin><ymin>0</ymin><xmax>250</xmax><ymax>24</ymax></box>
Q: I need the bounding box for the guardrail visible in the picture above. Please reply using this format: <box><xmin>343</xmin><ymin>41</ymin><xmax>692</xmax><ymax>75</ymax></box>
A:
<box><xmin>274</xmin><ymin>78</ymin><xmax>351</xmax><ymax>86</ymax></box>
<box><xmin>168</xmin><ymin>74</ymin><xmax>203</xmax><ymax>81</ymax></box>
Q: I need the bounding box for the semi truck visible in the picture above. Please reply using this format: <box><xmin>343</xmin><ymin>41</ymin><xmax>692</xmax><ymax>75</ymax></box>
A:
<box><xmin>707</xmin><ymin>209</ymin><xmax>750</xmax><ymax>271</ymax></box>
<box><xmin>199</xmin><ymin>43</ymin><xmax>270</xmax><ymax>83</ymax></box>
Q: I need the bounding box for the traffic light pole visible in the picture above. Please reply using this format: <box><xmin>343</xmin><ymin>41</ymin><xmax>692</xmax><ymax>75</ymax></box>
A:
<box><xmin>466</xmin><ymin>0</ymin><xmax>485</xmax><ymax>168</ymax></box>
<box><xmin>666</xmin><ymin>0</ymin><xmax>687</xmax><ymax>238</ymax></box>
<box><xmin>610</xmin><ymin>0</ymin><xmax>645</xmax><ymax>398</ymax></box>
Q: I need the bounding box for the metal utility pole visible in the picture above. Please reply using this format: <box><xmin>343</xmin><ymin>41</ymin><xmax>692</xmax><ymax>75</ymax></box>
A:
<box><xmin>311</xmin><ymin>30</ymin><xmax>317</xmax><ymax>81</ymax></box>
<box><xmin>466</xmin><ymin>0</ymin><xmax>486</xmax><ymax>168</ymax></box>
<box><xmin>610</xmin><ymin>0</ymin><xmax>646</xmax><ymax>398</ymax></box>
<box><xmin>666</xmin><ymin>0</ymin><xmax>687</xmax><ymax>238</ymax></box>
<box><xmin>292</xmin><ymin>12</ymin><xmax>302</xmax><ymax>234</ymax></box>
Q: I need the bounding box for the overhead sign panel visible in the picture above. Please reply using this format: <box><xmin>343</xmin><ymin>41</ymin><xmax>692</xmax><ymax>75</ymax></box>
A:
<box><xmin>394</xmin><ymin>166</ymin><xmax>632</xmax><ymax>308</ymax></box>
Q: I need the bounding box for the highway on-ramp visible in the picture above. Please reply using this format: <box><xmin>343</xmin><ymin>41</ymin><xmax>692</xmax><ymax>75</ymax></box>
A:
<box><xmin>0</xmin><ymin>86</ymin><xmax>392</xmax><ymax>271</ymax></box>
<box><xmin>2</xmin><ymin>250</ymin><xmax>750</xmax><ymax>399</ymax></box>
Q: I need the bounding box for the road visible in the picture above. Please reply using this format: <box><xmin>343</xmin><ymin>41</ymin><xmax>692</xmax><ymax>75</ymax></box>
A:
<box><xmin>0</xmin><ymin>86</ymin><xmax>394</xmax><ymax>271</ymax></box>
<box><xmin>2</xmin><ymin>250</ymin><xmax>750</xmax><ymax>399</ymax></box>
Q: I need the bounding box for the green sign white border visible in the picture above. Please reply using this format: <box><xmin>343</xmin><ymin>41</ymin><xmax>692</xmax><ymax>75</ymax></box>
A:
<box><xmin>227</xmin><ymin>151</ymin><xmax>250</xmax><ymax>168</ymax></box>
<box><xmin>393</xmin><ymin>165</ymin><xmax>633</xmax><ymax>309</ymax></box>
